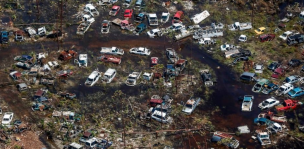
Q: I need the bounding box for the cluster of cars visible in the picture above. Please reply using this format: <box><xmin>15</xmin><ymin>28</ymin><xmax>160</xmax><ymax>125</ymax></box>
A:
<box><xmin>0</xmin><ymin>26</ymin><xmax>62</xmax><ymax>44</ymax></box>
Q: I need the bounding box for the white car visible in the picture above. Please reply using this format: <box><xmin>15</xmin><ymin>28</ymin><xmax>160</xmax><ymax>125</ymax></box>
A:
<box><xmin>79</xmin><ymin>54</ymin><xmax>88</xmax><ymax>67</ymax></box>
<box><xmin>254</xmin><ymin>64</ymin><xmax>264</xmax><ymax>73</ymax></box>
<box><xmin>129</xmin><ymin>47</ymin><xmax>151</xmax><ymax>56</ymax></box>
<box><xmin>220</xmin><ymin>44</ymin><xmax>236</xmax><ymax>51</ymax></box>
<box><xmin>279</xmin><ymin>31</ymin><xmax>292</xmax><ymax>40</ymax></box>
<box><xmin>147</xmin><ymin>29</ymin><xmax>162</xmax><ymax>38</ymax></box>
<box><xmin>85</xmin><ymin>70</ymin><xmax>101</xmax><ymax>86</ymax></box>
<box><xmin>2</xmin><ymin>112</ymin><xmax>14</xmax><ymax>125</ymax></box>
<box><xmin>151</xmin><ymin>110</ymin><xmax>172</xmax><ymax>123</ymax></box>
<box><xmin>102</xmin><ymin>68</ymin><xmax>116</xmax><ymax>83</ymax></box>
<box><xmin>182</xmin><ymin>97</ymin><xmax>201</xmax><ymax>114</ymax></box>
<box><xmin>125</xmin><ymin>72</ymin><xmax>142</xmax><ymax>86</ymax></box>
<box><xmin>258</xmin><ymin>97</ymin><xmax>280</xmax><ymax>110</ymax></box>
<box><xmin>276</xmin><ymin>83</ymin><xmax>294</xmax><ymax>96</ymax></box>
<box><xmin>170</xmin><ymin>23</ymin><xmax>185</xmax><ymax>31</ymax></box>
<box><xmin>161</xmin><ymin>12</ymin><xmax>170</xmax><ymax>23</ymax></box>
<box><xmin>143</xmin><ymin>72</ymin><xmax>153</xmax><ymax>81</ymax></box>
<box><xmin>238</xmin><ymin>35</ymin><xmax>247</xmax><ymax>42</ymax></box>
<box><xmin>198</xmin><ymin>38</ymin><xmax>216</xmax><ymax>45</ymax></box>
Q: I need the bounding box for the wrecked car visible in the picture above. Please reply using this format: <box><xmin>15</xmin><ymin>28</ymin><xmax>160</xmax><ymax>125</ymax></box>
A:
<box><xmin>288</xmin><ymin>59</ymin><xmax>301</xmax><ymax>67</ymax></box>
<box><xmin>254</xmin><ymin>63</ymin><xmax>264</xmax><ymax>73</ymax></box>
<box><xmin>98</xmin><ymin>55</ymin><xmax>121</xmax><ymax>64</ymax></box>
<box><xmin>182</xmin><ymin>97</ymin><xmax>201</xmax><ymax>114</ymax></box>
<box><xmin>100</xmin><ymin>47</ymin><xmax>124</xmax><ymax>55</ymax></box>
<box><xmin>200</xmin><ymin>69</ymin><xmax>213</xmax><ymax>86</ymax></box>
<box><xmin>109</xmin><ymin>5</ymin><xmax>120</xmax><ymax>16</ymax></box>
<box><xmin>211</xmin><ymin>131</ymin><xmax>239</xmax><ymax>148</ymax></box>
<box><xmin>161</xmin><ymin>12</ymin><xmax>170</xmax><ymax>23</ymax></box>
<box><xmin>129</xmin><ymin>47</ymin><xmax>150</xmax><ymax>56</ymax></box>
<box><xmin>275</xmin><ymin>83</ymin><xmax>294</xmax><ymax>96</ymax></box>
<box><xmin>228</xmin><ymin>22</ymin><xmax>252</xmax><ymax>31</ymax></box>
<box><xmin>148</xmin><ymin>13</ymin><xmax>158</xmax><ymax>26</ymax></box>
<box><xmin>101</xmin><ymin>20</ymin><xmax>111</xmax><ymax>34</ymax></box>
<box><xmin>259</xmin><ymin>34</ymin><xmax>275</xmax><ymax>42</ymax></box>
<box><xmin>241</xmin><ymin>95</ymin><xmax>254</xmax><ymax>112</ymax></box>
<box><xmin>276</xmin><ymin>99</ymin><xmax>303</xmax><ymax>111</ymax></box>
<box><xmin>147</xmin><ymin>28</ymin><xmax>163</xmax><ymax>38</ymax></box>
<box><xmin>102</xmin><ymin>68</ymin><xmax>116</xmax><ymax>83</ymax></box>
<box><xmin>261</xmin><ymin>82</ymin><xmax>279</xmax><ymax>94</ymax></box>
<box><xmin>287</xmin><ymin>34</ymin><xmax>304</xmax><ymax>45</ymax></box>
<box><xmin>288</xmin><ymin>87</ymin><xmax>304</xmax><ymax>98</ymax></box>
<box><xmin>258</xmin><ymin>97</ymin><xmax>280</xmax><ymax>110</ymax></box>
<box><xmin>125</xmin><ymin>71</ymin><xmax>141</xmax><ymax>86</ymax></box>
<box><xmin>58</xmin><ymin>50</ymin><xmax>77</xmax><ymax>61</ymax></box>
<box><xmin>14</xmin><ymin>30</ymin><xmax>25</xmax><ymax>42</ymax></box>
<box><xmin>268</xmin><ymin>61</ymin><xmax>280</xmax><ymax>71</ymax></box>
<box><xmin>123</xmin><ymin>9</ymin><xmax>133</xmax><ymax>18</ymax></box>
<box><xmin>25</xmin><ymin>27</ymin><xmax>37</xmax><ymax>37</ymax></box>
<box><xmin>254</xmin><ymin>27</ymin><xmax>266</xmax><ymax>35</ymax></box>
<box><xmin>85</xmin><ymin>70</ymin><xmax>101</xmax><ymax>86</ymax></box>
<box><xmin>134</xmin><ymin>23</ymin><xmax>147</xmax><ymax>35</ymax></box>
<box><xmin>284</xmin><ymin>75</ymin><xmax>300</xmax><ymax>84</ymax></box>
<box><xmin>252</xmin><ymin>79</ymin><xmax>269</xmax><ymax>93</ymax></box>
<box><xmin>135</xmin><ymin>13</ymin><xmax>146</xmax><ymax>23</ymax></box>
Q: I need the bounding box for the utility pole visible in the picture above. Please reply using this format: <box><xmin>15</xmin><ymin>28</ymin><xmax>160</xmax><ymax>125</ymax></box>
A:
<box><xmin>252</xmin><ymin>0</ymin><xmax>255</xmax><ymax>27</ymax></box>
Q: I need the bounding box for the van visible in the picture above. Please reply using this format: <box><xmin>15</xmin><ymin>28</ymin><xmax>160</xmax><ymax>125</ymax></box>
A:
<box><xmin>16</xmin><ymin>83</ymin><xmax>28</xmax><ymax>91</ymax></box>
<box><xmin>240</xmin><ymin>72</ymin><xmax>257</xmax><ymax>82</ymax></box>
<box><xmin>102</xmin><ymin>68</ymin><xmax>116</xmax><ymax>83</ymax></box>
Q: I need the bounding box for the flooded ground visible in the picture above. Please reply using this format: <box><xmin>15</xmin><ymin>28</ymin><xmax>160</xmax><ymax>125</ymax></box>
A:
<box><xmin>1</xmin><ymin>0</ymin><xmax>304</xmax><ymax>148</ymax></box>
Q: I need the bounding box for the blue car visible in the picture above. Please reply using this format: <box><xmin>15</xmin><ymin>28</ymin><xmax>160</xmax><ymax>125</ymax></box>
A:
<box><xmin>261</xmin><ymin>82</ymin><xmax>279</xmax><ymax>94</ymax></box>
<box><xmin>1</xmin><ymin>31</ymin><xmax>9</xmax><ymax>44</ymax></box>
<box><xmin>134</xmin><ymin>23</ymin><xmax>146</xmax><ymax>34</ymax></box>
<box><xmin>288</xmin><ymin>87</ymin><xmax>304</xmax><ymax>98</ymax></box>
<box><xmin>135</xmin><ymin>13</ymin><xmax>145</xmax><ymax>23</ymax></box>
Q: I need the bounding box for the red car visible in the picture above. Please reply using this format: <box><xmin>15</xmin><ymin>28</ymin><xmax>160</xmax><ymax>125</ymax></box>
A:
<box><xmin>271</xmin><ymin>67</ymin><xmax>285</xmax><ymax>79</ymax></box>
<box><xmin>276</xmin><ymin>99</ymin><xmax>303</xmax><ymax>111</ymax></box>
<box><xmin>150</xmin><ymin>57</ymin><xmax>158</xmax><ymax>68</ymax></box>
<box><xmin>259</xmin><ymin>34</ymin><xmax>275</xmax><ymax>42</ymax></box>
<box><xmin>57</xmin><ymin>70</ymin><xmax>73</xmax><ymax>77</ymax></box>
<box><xmin>98</xmin><ymin>55</ymin><xmax>121</xmax><ymax>64</ymax></box>
<box><xmin>109</xmin><ymin>6</ymin><xmax>120</xmax><ymax>16</ymax></box>
<box><xmin>124</xmin><ymin>9</ymin><xmax>133</xmax><ymax>18</ymax></box>
<box><xmin>172</xmin><ymin>11</ymin><xmax>183</xmax><ymax>24</ymax></box>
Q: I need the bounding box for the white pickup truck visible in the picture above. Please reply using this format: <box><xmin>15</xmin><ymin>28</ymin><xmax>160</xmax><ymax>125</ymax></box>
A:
<box><xmin>125</xmin><ymin>72</ymin><xmax>142</xmax><ymax>86</ymax></box>
<box><xmin>100</xmin><ymin>47</ymin><xmax>124</xmax><ymax>55</ymax></box>
<box><xmin>228</xmin><ymin>22</ymin><xmax>252</xmax><ymax>31</ymax></box>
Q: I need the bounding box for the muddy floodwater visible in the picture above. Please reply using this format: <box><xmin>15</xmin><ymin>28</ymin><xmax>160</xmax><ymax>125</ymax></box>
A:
<box><xmin>1</xmin><ymin>0</ymin><xmax>304</xmax><ymax>148</ymax></box>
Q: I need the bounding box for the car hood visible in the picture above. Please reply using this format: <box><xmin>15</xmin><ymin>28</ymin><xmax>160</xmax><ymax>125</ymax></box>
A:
<box><xmin>182</xmin><ymin>107</ymin><xmax>192</xmax><ymax>113</ymax></box>
<box><xmin>271</xmin><ymin>73</ymin><xmax>279</xmax><ymax>78</ymax></box>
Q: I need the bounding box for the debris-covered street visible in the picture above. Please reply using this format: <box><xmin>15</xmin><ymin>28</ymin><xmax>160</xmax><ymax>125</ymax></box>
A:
<box><xmin>1</xmin><ymin>0</ymin><xmax>304</xmax><ymax>149</ymax></box>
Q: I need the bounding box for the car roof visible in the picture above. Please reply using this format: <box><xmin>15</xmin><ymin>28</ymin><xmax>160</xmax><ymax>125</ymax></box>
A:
<box><xmin>266</xmin><ymin>98</ymin><xmax>276</xmax><ymax>102</ymax></box>
<box><xmin>153</xmin><ymin>110</ymin><xmax>167</xmax><ymax>117</ymax></box>
<box><xmin>88</xmin><ymin>71</ymin><xmax>99</xmax><ymax>79</ymax></box>
<box><xmin>104</xmin><ymin>68</ymin><xmax>116</xmax><ymax>76</ymax></box>
<box><xmin>293</xmin><ymin>87</ymin><xmax>302</xmax><ymax>92</ymax></box>
<box><xmin>241</xmin><ymin>72</ymin><xmax>255</xmax><ymax>77</ymax></box>
<box><xmin>258</xmin><ymin>27</ymin><xmax>266</xmax><ymax>30</ymax></box>
<box><xmin>112</xmin><ymin>5</ymin><xmax>120</xmax><ymax>9</ymax></box>
<box><xmin>149</xmin><ymin>13</ymin><xmax>157</xmax><ymax>17</ymax></box>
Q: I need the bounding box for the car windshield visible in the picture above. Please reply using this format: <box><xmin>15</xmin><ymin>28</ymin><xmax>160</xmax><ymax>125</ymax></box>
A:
<box><xmin>3</xmin><ymin>118</ymin><xmax>9</xmax><ymax>121</ymax></box>
<box><xmin>289</xmin><ymin>90</ymin><xmax>296</xmax><ymax>95</ymax></box>
<box><xmin>278</xmin><ymin>87</ymin><xmax>284</xmax><ymax>92</ymax></box>
<box><xmin>257</xmin><ymin>28</ymin><xmax>261</xmax><ymax>32</ymax></box>
<box><xmin>88</xmin><ymin>78</ymin><xmax>94</xmax><ymax>82</ymax></box>
<box><xmin>136</xmin><ymin>27</ymin><xmax>141</xmax><ymax>31</ymax></box>
<box><xmin>162</xmin><ymin>16</ymin><xmax>167</xmax><ymax>19</ymax></box>
<box><xmin>261</xmin><ymin>135</ymin><xmax>268</xmax><ymax>138</ymax></box>
<box><xmin>79</xmin><ymin>60</ymin><xmax>86</xmax><ymax>64</ymax></box>
<box><xmin>262</xmin><ymin>101</ymin><xmax>269</xmax><ymax>106</ymax></box>
<box><xmin>125</xmin><ymin>12</ymin><xmax>129</xmax><ymax>15</ymax></box>
<box><xmin>222</xmin><ymin>44</ymin><xmax>227</xmax><ymax>48</ymax></box>
<box><xmin>185</xmin><ymin>104</ymin><xmax>193</xmax><ymax>108</ymax></box>
<box><xmin>128</xmin><ymin>77</ymin><xmax>136</xmax><ymax>80</ymax></box>
<box><xmin>282</xmin><ymin>33</ymin><xmax>287</xmax><ymax>37</ymax></box>
<box><xmin>285</xmin><ymin>77</ymin><xmax>291</xmax><ymax>83</ymax></box>
<box><xmin>112</xmin><ymin>9</ymin><xmax>117</xmax><ymax>11</ymax></box>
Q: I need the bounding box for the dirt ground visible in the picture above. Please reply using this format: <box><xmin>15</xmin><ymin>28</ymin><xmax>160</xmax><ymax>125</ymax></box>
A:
<box><xmin>5</xmin><ymin>131</ymin><xmax>46</xmax><ymax>149</ymax></box>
